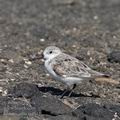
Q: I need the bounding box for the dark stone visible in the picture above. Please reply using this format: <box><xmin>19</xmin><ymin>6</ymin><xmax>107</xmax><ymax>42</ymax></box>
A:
<box><xmin>0</xmin><ymin>97</ymin><xmax>36</xmax><ymax>115</ymax></box>
<box><xmin>0</xmin><ymin>96</ymin><xmax>9</xmax><ymax>115</ymax></box>
<box><xmin>107</xmin><ymin>51</ymin><xmax>120</xmax><ymax>63</ymax></box>
<box><xmin>30</xmin><ymin>94</ymin><xmax>72</xmax><ymax>115</ymax></box>
<box><xmin>73</xmin><ymin>103</ymin><xmax>120</xmax><ymax>120</ymax></box>
<box><xmin>8</xmin><ymin>83</ymin><xmax>40</xmax><ymax>98</ymax></box>
<box><xmin>104</xmin><ymin>104</ymin><xmax>120</xmax><ymax>116</ymax></box>
<box><xmin>7</xmin><ymin>99</ymin><xmax>36</xmax><ymax>114</ymax></box>
<box><xmin>49</xmin><ymin>114</ymin><xmax>79</xmax><ymax>120</ymax></box>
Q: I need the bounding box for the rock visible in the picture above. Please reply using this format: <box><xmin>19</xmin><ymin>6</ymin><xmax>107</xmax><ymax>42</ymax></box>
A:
<box><xmin>105</xmin><ymin>104</ymin><xmax>120</xmax><ymax>116</ymax></box>
<box><xmin>0</xmin><ymin>115</ymin><xmax>45</xmax><ymax>120</ymax></box>
<box><xmin>0</xmin><ymin>96</ymin><xmax>8</xmax><ymax>115</ymax></box>
<box><xmin>0</xmin><ymin>96</ymin><xmax>35</xmax><ymax>115</ymax></box>
<box><xmin>8</xmin><ymin>83</ymin><xmax>40</xmax><ymax>98</ymax></box>
<box><xmin>30</xmin><ymin>94</ymin><xmax>72</xmax><ymax>115</ymax></box>
<box><xmin>49</xmin><ymin>114</ymin><xmax>79</xmax><ymax>120</ymax></box>
<box><xmin>8</xmin><ymin>83</ymin><xmax>72</xmax><ymax>115</ymax></box>
<box><xmin>0</xmin><ymin>116</ymin><xmax>20</xmax><ymax>120</ymax></box>
<box><xmin>72</xmin><ymin>103</ymin><xmax>120</xmax><ymax>120</ymax></box>
<box><xmin>7</xmin><ymin>98</ymin><xmax>36</xmax><ymax>114</ymax></box>
<box><xmin>107</xmin><ymin>50</ymin><xmax>120</xmax><ymax>63</ymax></box>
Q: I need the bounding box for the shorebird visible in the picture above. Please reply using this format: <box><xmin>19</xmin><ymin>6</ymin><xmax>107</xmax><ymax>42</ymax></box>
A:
<box><xmin>43</xmin><ymin>46</ymin><xmax>108</xmax><ymax>98</ymax></box>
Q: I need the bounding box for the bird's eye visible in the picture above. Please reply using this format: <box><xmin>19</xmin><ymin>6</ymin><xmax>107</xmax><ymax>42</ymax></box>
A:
<box><xmin>49</xmin><ymin>51</ymin><xmax>53</xmax><ymax>54</ymax></box>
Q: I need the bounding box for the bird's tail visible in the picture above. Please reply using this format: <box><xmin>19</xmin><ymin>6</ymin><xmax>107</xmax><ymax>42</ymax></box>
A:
<box><xmin>90</xmin><ymin>69</ymin><xmax>110</xmax><ymax>78</ymax></box>
<box><xmin>99</xmin><ymin>73</ymin><xmax>110</xmax><ymax>78</ymax></box>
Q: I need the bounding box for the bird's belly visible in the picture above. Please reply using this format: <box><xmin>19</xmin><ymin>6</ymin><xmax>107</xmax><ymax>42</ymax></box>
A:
<box><xmin>63</xmin><ymin>77</ymin><xmax>83</xmax><ymax>86</ymax></box>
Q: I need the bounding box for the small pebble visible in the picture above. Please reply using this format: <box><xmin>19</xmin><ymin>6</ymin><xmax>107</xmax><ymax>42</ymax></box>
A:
<box><xmin>10</xmin><ymin>78</ymin><xmax>15</xmax><ymax>81</ymax></box>
<box><xmin>0</xmin><ymin>87</ymin><xmax>3</xmax><ymax>92</ymax></box>
<box><xmin>0</xmin><ymin>59</ymin><xmax>5</xmax><ymax>62</ymax></box>
<box><xmin>2</xmin><ymin>89</ymin><xmax>8</xmax><ymax>96</ymax></box>
<box><xmin>113</xmin><ymin>35</ymin><xmax>117</xmax><ymax>39</ymax></box>
<box><xmin>40</xmin><ymin>38</ymin><xmax>45</xmax><ymax>42</ymax></box>
<box><xmin>87</xmin><ymin>51</ymin><xmax>91</xmax><ymax>56</ymax></box>
<box><xmin>24</xmin><ymin>64</ymin><xmax>29</xmax><ymax>68</ymax></box>
<box><xmin>25</xmin><ymin>60</ymin><xmax>32</xmax><ymax>65</ymax></box>
<box><xmin>8</xmin><ymin>59</ymin><xmax>14</xmax><ymax>63</ymax></box>
<box><xmin>93</xmin><ymin>15</ymin><xmax>98</xmax><ymax>20</ymax></box>
<box><xmin>72</xmin><ymin>45</ymin><xmax>76</xmax><ymax>48</ymax></box>
<box><xmin>41</xmin><ymin>59</ymin><xmax>45</xmax><ymax>62</ymax></box>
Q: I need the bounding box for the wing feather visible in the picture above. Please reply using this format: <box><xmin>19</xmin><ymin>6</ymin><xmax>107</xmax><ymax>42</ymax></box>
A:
<box><xmin>51</xmin><ymin>53</ymin><xmax>101</xmax><ymax>78</ymax></box>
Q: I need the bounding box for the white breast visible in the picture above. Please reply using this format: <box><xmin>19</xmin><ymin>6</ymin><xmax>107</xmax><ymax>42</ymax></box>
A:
<box><xmin>45</xmin><ymin>60</ymin><xmax>59</xmax><ymax>78</ymax></box>
<box><xmin>44</xmin><ymin>60</ymin><xmax>66</xmax><ymax>83</ymax></box>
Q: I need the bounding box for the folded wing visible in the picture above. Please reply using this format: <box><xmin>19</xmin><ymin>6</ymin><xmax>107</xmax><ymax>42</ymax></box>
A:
<box><xmin>52</xmin><ymin>53</ymin><xmax>105</xmax><ymax>79</ymax></box>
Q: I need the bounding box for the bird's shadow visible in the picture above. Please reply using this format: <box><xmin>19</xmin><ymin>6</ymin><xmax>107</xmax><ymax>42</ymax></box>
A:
<box><xmin>38</xmin><ymin>86</ymin><xmax>96</xmax><ymax>98</ymax></box>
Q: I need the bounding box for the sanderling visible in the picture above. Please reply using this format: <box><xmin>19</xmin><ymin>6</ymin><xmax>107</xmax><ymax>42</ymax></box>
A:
<box><xmin>43</xmin><ymin>46</ymin><xmax>108</xmax><ymax>98</ymax></box>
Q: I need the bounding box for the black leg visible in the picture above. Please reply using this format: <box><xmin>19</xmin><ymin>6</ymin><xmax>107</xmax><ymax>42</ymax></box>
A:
<box><xmin>60</xmin><ymin>88</ymin><xmax>68</xmax><ymax>99</ymax></box>
<box><xmin>60</xmin><ymin>84</ymin><xmax>77</xmax><ymax>99</ymax></box>
<box><xmin>68</xmin><ymin>84</ymin><xmax>77</xmax><ymax>97</ymax></box>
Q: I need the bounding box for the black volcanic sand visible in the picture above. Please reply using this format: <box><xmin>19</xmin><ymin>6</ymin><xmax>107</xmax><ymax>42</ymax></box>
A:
<box><xmin>0</xmin><ymin>0</ymin><xmax>120</xmax><ymax>119</ymax></box>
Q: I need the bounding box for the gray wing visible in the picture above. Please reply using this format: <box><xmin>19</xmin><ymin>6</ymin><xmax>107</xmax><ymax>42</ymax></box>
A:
<box><xmin>51</xmin><ymin>53</ymin><xmax>104</xmax><ymax>79</ymax></box>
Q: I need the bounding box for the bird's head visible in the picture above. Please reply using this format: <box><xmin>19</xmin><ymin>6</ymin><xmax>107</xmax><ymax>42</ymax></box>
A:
<box><xmin>43</xmin><ymin>46</ymin><xmax>62</xmax><ymax>60</ymax></box>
